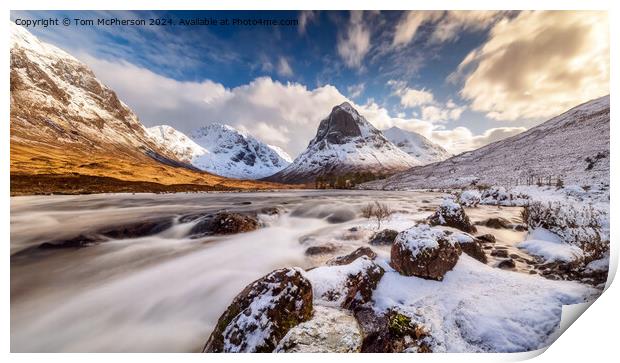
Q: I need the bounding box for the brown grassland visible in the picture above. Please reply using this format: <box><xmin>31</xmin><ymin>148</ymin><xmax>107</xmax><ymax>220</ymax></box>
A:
<box><xmin>10</xmin><ymin>142</ymin><xmax>303</xmax><ymax>196</ymax></box>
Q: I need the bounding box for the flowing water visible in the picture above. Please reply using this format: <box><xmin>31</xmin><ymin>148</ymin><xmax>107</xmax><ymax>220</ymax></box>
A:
<box><xmin>10</xmin><ymin>190</ymin><xmax>532</xmax><ymax>352</ymax></box>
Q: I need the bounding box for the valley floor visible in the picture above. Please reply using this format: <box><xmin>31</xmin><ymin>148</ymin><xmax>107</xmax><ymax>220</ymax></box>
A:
<box><xmin>10</xmin><ymin>188</ymin><xmax>609</xmax><ymax>352</ymax></box>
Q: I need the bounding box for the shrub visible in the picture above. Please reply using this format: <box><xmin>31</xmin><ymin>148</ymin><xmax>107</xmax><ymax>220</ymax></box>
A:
<box><xmin>521</xmin><ymin>201</ymin><xmax>608</xmax><ymax>263</ymax></box>
<box><xmin>361</xmin><ymin>201</ymin><xmax>393</xmax><ymax>229</ymax></box>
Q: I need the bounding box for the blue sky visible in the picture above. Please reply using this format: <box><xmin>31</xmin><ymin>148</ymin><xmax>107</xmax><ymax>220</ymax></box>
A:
<box><xmin>10</xmin><ymin>10</ymin><xmax>609</xmax><ymax>156</ymax></box>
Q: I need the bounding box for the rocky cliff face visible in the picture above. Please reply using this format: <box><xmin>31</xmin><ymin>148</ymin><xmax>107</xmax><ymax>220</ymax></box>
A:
<box><xmin>264</xmin><ymin>102</ymin><xmax>419</xmax><ymax>183</ymax></box>
<box><xmin>9</xmin><ymin>23</ymin><xmax>283</xmax><ymax>193</ymax></box>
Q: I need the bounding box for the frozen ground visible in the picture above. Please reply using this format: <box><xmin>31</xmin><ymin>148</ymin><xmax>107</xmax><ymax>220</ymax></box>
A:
<box><xmin>10</xmin><ymin>189</ymin><xmax>608</xmax><ymax>352</ymax></box>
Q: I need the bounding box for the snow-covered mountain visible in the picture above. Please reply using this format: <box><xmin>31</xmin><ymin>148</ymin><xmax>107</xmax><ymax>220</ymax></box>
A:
<box><xmin>383</xmin><ymin>126</ymin><xmax>450</xmax><ymax>164</ymax></box>
<box><xmin>363</xmin><ymin>96</ymin><xmax>610</xmax><ymax>190</ymax></box>
<box><xmin>147</xmin><ymin>124</ymin><xmax>292</xmax><ymax>179</ymax></box>
<box><xmin>264</xmin><ymin>102</ymin><xmax>420</xmax><ymax>183</ymax></box>
<box><xmin>10</xmin><ymin>23</ymin><xmax>287</xmax><ymax>193</ymax></box>
<box><xmin>10</xmin><ymin>22</ymin><xmax>176</xmax><ymax>161</ymax></box>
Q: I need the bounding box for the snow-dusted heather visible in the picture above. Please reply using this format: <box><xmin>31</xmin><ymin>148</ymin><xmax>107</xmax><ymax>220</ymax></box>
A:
<box><xmin>518</xmin><ymin>228</ymin><xmax>584</xmax><ymax>263</ymax></box>
<box><xmin>148</xmin><ymin>123</ymin><xmax>291</xmax><ymax>179</ymax></box>
<box><xmin>479</xmin><ymin>186</ymin><xmax>530</xmax><ymax>206</ymax></box>
<box><xmin>266</xmin><ymin>102</ymin><xmax>420</xmax><ymax>183</ymax></box>
<box><xmin>373</xmin><ymin>255</ymin><xmax>598</xmax><ymax>352</ymax></box>
<box><xmin>458</xmin><ymin>190</ymin><xmax>481</xmax><ymax>207</ymax></box>
<box><xmin>363</xmin><ymin>96</ymin><xmax>609</xmax><ymax>190</ymax></box>
<box><xmin>382</xmin><ymin>126</ymin><xmax>450</xmax><ymax>165</ymax></box>
<box><xmin>394</xmin><ymin>224</ymin><xmax>456</xmax><ymax>257</ymax></box>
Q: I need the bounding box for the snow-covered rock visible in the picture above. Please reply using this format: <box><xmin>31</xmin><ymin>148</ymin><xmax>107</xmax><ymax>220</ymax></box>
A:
<box><xmin>390</xmin><ymin>225</ymin><xmax>461</xmax><ymax>281</ymax></box>
<box><xmin>203</xmin><ymin>267</ymin><xmax>313</xmax><ymax>353</ymax></box>
<box><xmin>275</xmin><ymin>306</ymin><xmax>362</xmax><ymax>353</ymax></box>
<box><xmin>148</xmin><ymin>124</ymin><xmax>292</xmax><ymax>179</ymax></box>
<box><xmin>452</xmin><ymin>232</ymin><xmax>487</xmax><ymax>264</ymax></box>
<box><xmin>307</xmin><ymin>256</ymin><xmax>384</xmax><ymax>309</ymax></box>
<box><xmin>363</xmin><ymin>96</ymin><xmax>610</xmax><ymax>190</ymax></box>
<box><xmin>382</xmin><ymin>126</ymin><xmax>450</xmax><ymax>165</ymax></box>
<box><xmin>427</xmin><ymin>199</ymin><xmax>477</xmax><ymax>233</ymax></box>
<box><xmin>265</xmin><ymin>102</ymin><xmax>420</xmax><ymax>183</ymax></box>
<box><xmin>458</xmin><ymin>190</ymin><xmax>481</xmax><ymax>207</ymax></box>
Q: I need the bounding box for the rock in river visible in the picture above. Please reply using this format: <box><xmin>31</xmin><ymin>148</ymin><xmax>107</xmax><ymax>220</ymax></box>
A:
<box><xmin>427</xmin><ymin>199</ymin><xmax>477</xmax><ymax>233</ymax></box>
<box><xmin>369</xmin><ymin>229</ymin><xmax>399</xmax><ymax>246</ymax></box>
<box><xmin>188</xmin><ymin>212</ymin><xmax>260</xmax><ymax>238</ymax></box>
<box><xmin>452</xmin><ymin>232</ymin><xmax>487</xmax><ymax>264</ymax></box>
<box><xmin>203</xmin><ymin>267</ymin><xmax>313</xmax><ymax>353</ymax></box>
<box><xmin>391</xmin><ymin>224</ymin><xmax>461</xmax><ymax>281</ymax></box>
<box><xmin>326</xmin><ymin>247</ymin><xmax>377</xmax><ymax>266</ymax></box>
<box><xmin>307</xmin><ymin>256</ymin><xmax>384</xmax><ymax>310</ymax></box>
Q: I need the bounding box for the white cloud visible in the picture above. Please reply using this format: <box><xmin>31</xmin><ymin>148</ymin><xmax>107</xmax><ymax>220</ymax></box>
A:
<box><xmin>393</xmin><ymin>11</ymin><xmax>443</xmax><ymax>46</ymax></box>
<box><xmin>299</xmin><ymin>11</ymin><xmax>317</xmax><ymax>34</ymax></box>
<box><xmin>456</xmin><ymin>11</ymin><xmax>609</xmax><ymax>121</ymax></box>
<box><xmin>388</xmin><ymin>80</ymin><xmax>466</xmax><ymax>122</ymax></box>
<box><xmin>81</xmin><ymin>54</ymin><xmax>522</xmax><ymax>157</ymax></box>
<box><xmin>337</xmin><ymin>11</ymin><xmax>371</xmax><ymax>68</ymax></box>
<box><xmin>399</xmin><ymin>89</ymin><xmax>435</xmax><ymax>108</ymax></box>
<box><xmin>276</xmin><ymin>57</ymin><xmax>293</xmax><ymax>77</ymax></box>
<box><xmin>347</xmin><ymin>83</ymin><xmax>365</xmax><ymax>98</ymax></box>
<box><xmin>392</xmin><ymin>11</ymin><xmax>502</xmax><ymax>47</ymax></box>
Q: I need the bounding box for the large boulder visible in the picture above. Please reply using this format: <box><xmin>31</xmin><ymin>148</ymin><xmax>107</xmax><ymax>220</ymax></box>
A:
<box><xmin>188</xmin><ymin>212</ymin><xmax>260</xmax><ymax>238</ymax></box>
<box><xmin>369</xmin><ymin>229</ymin><xmax>398</xmax><ymax>246</ymax></box>
<box><xmin>203</xmin><ymin>267</ymin><xmax>313</xmax><ymax>353</ymax></box>
<box><xmin>275</xmin><ymin>306</ymin><xmax>362</xmax><ymax>352</ymax></box>
<box><xmin>390</xmin><ymin>224</ymin><xmax>461</xmax><ymax>281</ymax></box>
<box><xmin>307</xmin><ymin>256</ymin><xmax>384</xmax><ymax>310</ymax></box>
<box><xmin>427</xmin><ymin>199</ymin><xmax>477</xmax><ymax>233</ymax></box>
<box><xmin>326</xmin><ymin>247</ymin><xmax>377</xmax><ymax>266</ymax></box>
<box><xmin>452</xmin><ymin>232</ymin><xmax>487</xmax><ymax>263</ymax></box>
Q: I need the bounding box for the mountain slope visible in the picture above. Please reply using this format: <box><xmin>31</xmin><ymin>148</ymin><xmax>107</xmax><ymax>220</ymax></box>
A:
<box><xmin>147</xmin><ymin>124</ymin><xmax>292</xmax><ymax>179</ymax></box>
<box><xmin>264</xmin><ymin>102</ymin><xmax>420</xmax><ymax>183</ymax></box>
<box><xmin>10</xmin><ymin>23</ymin><xmax>286</xmax><ymax>193</ymax></box>
<box><xmin>362</xmin><ymin>96</ymin><xmax>610</xmax><ymax>190</ymax></box>
<box><xmin>383</xmin><ymin>126</ymin><xmax>450</xmax><ymax>164</ymax></box>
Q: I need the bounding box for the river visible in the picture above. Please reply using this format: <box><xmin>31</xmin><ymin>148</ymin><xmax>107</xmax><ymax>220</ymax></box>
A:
<box><xmin>11</xmin><ymin>190</ymin><xmax>531</xmax><ymax>352</ymax></box>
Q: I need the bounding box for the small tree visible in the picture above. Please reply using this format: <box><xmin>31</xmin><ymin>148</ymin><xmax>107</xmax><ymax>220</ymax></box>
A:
<box><xmin>556</xmin><ymin>177</ymin><xmax>564</xmax><ymax>190</ymax></box>
<box><xmin>361</xmin><ymin>201</ymin><xmax>393</xmax><ymax>229</ymax></box>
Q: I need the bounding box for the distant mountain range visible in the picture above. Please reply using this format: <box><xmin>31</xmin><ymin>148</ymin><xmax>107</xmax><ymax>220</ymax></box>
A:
<box><xmin>9</xmin><ymin>23</ymin><xmax>284</xmax><ymax>193</ymax></box>
<box><xmin>363</xmin><ymin>96</ymin><xmax>610</xmax><ymax>190</ymax></box>
<box><xmin>15</xmin><ymin>22</ymin><xmax>605</xmax><ymax>194</ymax></box>
<box><xmin>147</xmin><ymin>124</ymin><xmax>292</xmax><ymax>179</ymax></box>
<box><xmin>263</xmin><ymin>102</ymin><xmax>424</xmax><ymax>183</ymax></box>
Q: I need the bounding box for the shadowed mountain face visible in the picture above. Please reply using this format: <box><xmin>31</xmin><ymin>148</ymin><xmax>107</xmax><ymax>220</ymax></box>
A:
<box><xmin>264</xmin><ymin>102</ymin><xmax>420</xmax><ymax>184</ymax></box>
<box><xmin>363</xmin><ymin>96</ymin><xmax>610</xmax><ymax>190</ymax></box>
<box><xmin>315</xmin><ymin>106</ymin><xmax>363</xmax><ymax>144</ymax></box>
<box><xmin>9</xmin><ymin>23</ymin><xmax>287</xmax><ymax>194</ymax></box>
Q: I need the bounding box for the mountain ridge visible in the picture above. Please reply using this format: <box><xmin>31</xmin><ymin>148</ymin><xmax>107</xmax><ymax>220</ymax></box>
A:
<box><xmin>147</xmin><ymin>123</ymin><xmax>292</xmax><ymax>179</ymax></box>
<box><xmin>264</xmin><ymin>102</ymin><xmax>420</xmax><ymax>183</ymax></box>
<box><xmin>361</xmin><ymin>96</ymin><xmax>610</xmax><ymax>190</ymax></box>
